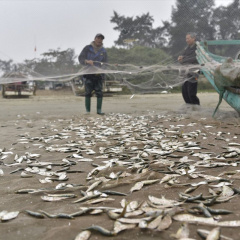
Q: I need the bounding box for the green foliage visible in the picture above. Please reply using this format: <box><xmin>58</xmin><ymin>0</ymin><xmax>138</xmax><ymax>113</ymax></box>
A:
<box><xmin>168</xmin><ymin>0</ymin><xmax>215</xmax><ymax>55</ymax></box>
<box><xmin>110</xmin><ymin>11</ymin><xmax>167</xmax><ymax>48</ymax></box>
<box><xmin>0</xmin><ymin>59</ymin><xmax>14</xmax><ymax>73</ymax></box>
<box><xmin>213</xmin><ymin>0</ymin><xmax>240</xmax><ymax>40</ymax></box>
<box><xmin>106</xmin><ymin>45</ymin><xmax>171</xmax><ymax>66</ymax></box>
<box><xmin>21</xmin><ymin>48</ymin><xmax>78</xmax><ymax>76</ymax></box>
<box><xmin>110</xmin><ymin>0</ymin><xmax>240</xmax><ymax>57</ymax></box>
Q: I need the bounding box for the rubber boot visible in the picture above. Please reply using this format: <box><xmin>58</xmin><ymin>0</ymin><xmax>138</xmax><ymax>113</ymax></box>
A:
<box><xmin>97</xmin><ymin>97</ymin><xmax>104</xmax><ymax>115</ymax></box>
<box><xmin>85</xmin><ymin>97</ymin><xmax>91</xmax><ymax>114</ymax></box>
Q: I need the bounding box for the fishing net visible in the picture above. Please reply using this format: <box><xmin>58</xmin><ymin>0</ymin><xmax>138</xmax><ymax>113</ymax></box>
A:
<box><xmin>0</xmin><ymin>60</ymin><xmax>201</xmax><ymax>94</ymax></box>
<box><xmin>214</xmin><ymin>58</ymin><xmax>240</xmax><ymax>90</ymax></box>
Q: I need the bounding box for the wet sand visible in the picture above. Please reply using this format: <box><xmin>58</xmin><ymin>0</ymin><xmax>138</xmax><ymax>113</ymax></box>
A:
<box><xmin>0</xmin><ymin>92</ymin><xmax>239</xmax><ymax>240</ymax></box>
<box><xmin>0</xmin><ymin>92</ymin><xmax>238</xmax><ymax>121</ymax></box>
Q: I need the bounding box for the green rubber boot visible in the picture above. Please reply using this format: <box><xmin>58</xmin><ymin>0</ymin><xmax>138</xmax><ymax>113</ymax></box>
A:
<box><xmin>85</xmin><ymin>97</ymin><xmax>91</xmax><ymax>114</ymax></box>
<box><xmin>97</xmin><ymin>97</ymin><xmax>105</xmax><ymax>115</ymax></box>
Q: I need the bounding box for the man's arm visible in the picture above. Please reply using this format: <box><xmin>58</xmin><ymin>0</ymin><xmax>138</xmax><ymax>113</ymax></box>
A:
<box><xmin>104</xmin><ymin>51</ymin><xmax>108</xmax><ymax>63</ymax></box>
<box><xmin>78</xmin><ymin>46</ymin><xmax>90</xmax><ymax>65</ymax></box>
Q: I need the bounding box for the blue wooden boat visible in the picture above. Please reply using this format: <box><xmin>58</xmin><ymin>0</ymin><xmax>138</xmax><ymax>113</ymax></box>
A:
<box><xmin>196</xmin><ymin>40</ymin><xmax>240</xmax><ymax>116</ymax></box>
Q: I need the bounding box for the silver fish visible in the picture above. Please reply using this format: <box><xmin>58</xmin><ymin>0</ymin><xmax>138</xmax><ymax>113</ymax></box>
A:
<box><xmin>84</xmin><ymin>225</ymin><xmax>116</xmax><ymax>236</ymax></box>
<box><xmin>47</xmin><ymin>193</ymin><xmax>76</xmax><ymax>198</ymax></box>
<box><xmin>138</xmin><ymin>220</ymin><xmax>148</xmax><ymax>229</ymax></box>
<box><xmin>15</xmin><ymin>189</ymin><xmax>36</xmax><ymax>194</ymax></box>
<box><xmin>156</xmin><ymin>214</ymin><xmax>172</xmax><ymax>231</ymax></box>
<box><xmin>102</xmin><ymin>190</ymin><xmax>127</xmax><ymax>196</ymax></box>
<box><xmin>117</xmin><ymin>216</ymin><xmax>152</xmax><ymax>224</ymax></box>
<box><xmin>25</xmin><ymin>210</ymin><xmax>45</xmax><ymax>218</ymax></box>
<box><xmin>206</xmin><ymin>227</ymin><xmax>221</xmax><ymax>240</ymax></box>
<box><xmin>124</xmin><ymin>209</ymin><xmax>144</xmax><ymax>217</ymax></box>
<box><xmin>85</xmin><ymin>197</ymin><xmax>115</xmax><ymax>205</ymax></box>
<box><xmin>0</xmin><ymin>210</ymin><xmax>8</xmax><ymax>219</ymax></box>
<box><xmin>219</xmin><ymin>185</ymin><xmax>234</xmax><ymax>198</ymax></box>
<box><xmin>160</xmin><ymin>174</ymin><xmax>179</xmax><ymax>184</ymax></box>
<box><xmin>173</xmin><ymin>214</ymin><xmax>240</xmax><ymax>227</ymax></box>
<box><xmin>197</xmin><ymin>229</ymin><xmax>233</xmax><ymax>240</ymax></box>
<box><xmin>148</xmin><ymin>195</ymin><xmax>182</xmax><ymax>207</ymax></box>
<box><xmin>170</xmin><ymin>223</ymin><xmax>190</xmax><ymax>239</ymax></box>
<box><xmin>89</xmin><ymin>209</ymin><xmax>103</xmax><ymax>215</ymax></box>
<box><xmin>73</xmin><ymin>192</ymin><xmax>101</xmax><ymax>204</ymax></box>
<box><xmin>86</xmin><ymin>180</ymin><xmax>103</xmax><ymax>193</ymax></box>
<box><xmin>147</xmin><ymin>214</ymin><xmax>163</xmax><ymax>229</ymax></box>
<box><xmin>1</xmin><ymin>211</ymin><xmax>19</xmax><ymax>221</ymax></box>
<box><xmin>74</xmin><ymin>230</ymin><xmax>91</xmax><ymax>240</ymax></box>
<box><xmin>113</xmin><ymin>221</ymin><xmax>136</xmax><ymax>234</ymax></box>
<box><xmin>41</xmin><ymin>196</ymin><xmax>70</xmax><ymax>201</ymax></box>
<box><xmin>40</xmin><ymin>210</ymin><xmax>74</xmax><ymax>219</ymax></box>
<box><xmin>21</xmin><ymin>172</ymin><xmax>33</xmax><ymax>178</ymax></box>
<box><xmin>130</xmin><ymin>181</ymin><xmax>144</xmax><ymax>192</ymax></box>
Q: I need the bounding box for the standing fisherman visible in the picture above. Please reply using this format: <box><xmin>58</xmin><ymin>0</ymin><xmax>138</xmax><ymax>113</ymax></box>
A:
<box><xmin>178</xmin><ymin>32</ymin><xmax>200</xmax><ymax>106</ymax></box>
<box><xmin>78</xmin><ymin>33</ymin><xmax>108</xmax><ymax>115</ymax></box>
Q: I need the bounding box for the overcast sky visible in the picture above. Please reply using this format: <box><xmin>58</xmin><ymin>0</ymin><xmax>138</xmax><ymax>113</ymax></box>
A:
<box><xmin>0</xmin><ymin>0</ymin><xmax>231</xmax><ymax>63</ymax></box>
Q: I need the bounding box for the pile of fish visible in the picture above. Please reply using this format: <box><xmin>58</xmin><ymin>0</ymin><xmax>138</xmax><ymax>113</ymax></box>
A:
<box><xmin>0</xmin><ymin>113</ymin><xmax>240</xmax><ymax>240</ymax></box>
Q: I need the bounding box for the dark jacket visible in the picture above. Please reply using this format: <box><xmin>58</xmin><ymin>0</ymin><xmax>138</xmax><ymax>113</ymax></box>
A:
<box><xmin>180</xmin><ymin>44</ymin><xmax>198</xmax><ymax>65</ymax></box>
<box><xmin>78</xmin><ymin>45</ymin><xmax>108</xmax><ymax>67</ymax></box>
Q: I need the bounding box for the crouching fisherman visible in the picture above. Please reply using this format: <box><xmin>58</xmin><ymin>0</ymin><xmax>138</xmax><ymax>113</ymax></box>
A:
<box><xmin>78</xmin><ymin>33</ymin><xmax>108</xmax><ymax>115</ymax></box>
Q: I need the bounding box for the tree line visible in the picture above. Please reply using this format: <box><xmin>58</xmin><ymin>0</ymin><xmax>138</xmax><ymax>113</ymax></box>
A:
<box><xmin>1</xmin><ymin>0</ymin><xmax>239</xmax><ymax>74</ymax></box>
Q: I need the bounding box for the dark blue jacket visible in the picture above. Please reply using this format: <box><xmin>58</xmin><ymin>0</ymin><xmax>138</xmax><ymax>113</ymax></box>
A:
<box><xmin>78</xmin><ymin>45</ymin><xmax>108</xmax><ymax>67</ymax></box>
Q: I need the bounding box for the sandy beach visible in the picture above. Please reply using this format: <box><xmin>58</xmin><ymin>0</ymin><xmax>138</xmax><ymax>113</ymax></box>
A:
<box><xmin>0</xmin><ymin>92</ymin><xmax>239</xmax><ymax>240</ymax></box>
<box><xmin>0</xmin><ymin>91</ymin><xmax>239</xmax><ymax>121</ymax></box>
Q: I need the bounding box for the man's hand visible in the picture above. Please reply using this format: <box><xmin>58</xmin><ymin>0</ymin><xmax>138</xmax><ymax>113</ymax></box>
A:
<box><xmin>178</xmin><ymin>56</ymin><xmax>183</xmax><ymax>62</ymax></box>
<box><xmin>85</xmin><ymin>60</ymin><xmax>94</xmax><ymax>66</ymax></box>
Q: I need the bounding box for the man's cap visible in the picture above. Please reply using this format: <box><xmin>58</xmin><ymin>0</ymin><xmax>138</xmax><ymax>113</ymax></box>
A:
<box><xmin>95</xmin><ymin>33</ymin><xmax>105</xmax><ymax>39</ymax></box>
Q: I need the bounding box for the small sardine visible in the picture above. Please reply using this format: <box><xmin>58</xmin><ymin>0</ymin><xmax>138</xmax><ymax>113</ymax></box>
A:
<box><xmin>74</xmin><ymin>230</ymin><xmax>91</xmax><ymax>240</ymax></box>
<box><xmin>171</xmin><ymin>223</ymin><xmax>190</xmax><ymax>239</ymax></box>
<box><xmin>85</xmin><ymin>225</ymin><xmax>116</xmax><ymax>236</ymax></box>
<box><xmin>102</xmin><ymin>190</ymin><xmax>127</xmax><ymax>196</ymax></box>
<box><xmin>173</xmin><ymin>213</ymin><xmax>240</xmax><ymax>227</ymax></box>
<box><xmin>9</xmin><ymin>168</ymin><xmax>24</xmax><ymax>174</ymax></box>
<box><xmin>86</xmin><ymin>180</ymin><xmax>103</xmax><ymax>193</ymax></box>
<box><xmin>21</xmin><ymin>172</ymin><xmax>33</xmax><ymax>178</ymax></box>
<box><xmin>15</xmin><ymin>189</ymin><xmax>36</xmax><ymax>194</ymax></box>
<box><xmin>70</xmin><ymin>208</ymin><xmax>92</xmax><ymax>217</ymax></box>
<box><xmin>206</xmin><ymin>207</ymin><xmax>232</xmax><ymax>215</ymax></box>
<box><xmin>179</xmin><ymin>192</ymin><xmax>203</xmax><ymax>202</ymax></box>
<box><xmin>25</xmin><ymin>210</ymin><xmax>45</xmax><ymax>219</ymax></box>
<box><xmin>47</xmin><ymin>193</ymin><xmax>76</xmax><ymax>198</ymax></box>
<box><xmin>40</xmin><ymin>210</ymin><xmax>74</xmax><ymax>219</ymax></box>
<box><xmin>188</xmin><ymin>205</ymin><xmax>212</xmax><ymax>218</ymax></box>
<box><xmin>41</xmin><ymin>196</ymin><xmax>69</xmax><ymax>201</ymax></box>
<box><xmin>206</xmin><ymin>227</ymin><xmax>221</xmax><ymax>240</ymax></box>
<box><xmin>73</xmin><ymin>192</ymin><xmax>101</xmax><ymax>204</ymax></box>
<box><xmin>113</xmin><ymin>221</ymin><xmax>136</xmax><ymax>234</ymax></box>
<box><xmin>85</xmin><ymin>197</ymin><xmax>115</xmax><ymax>205</ymax></box>
<box><xmin>1</xmin><ymin>211</ymin><xmax>19</xmax><ymax>221</ymax></box>
<box><xmin>197</xmin><ymin>229</ymin><xmax>233</xmax><ymax>240</ymax></box>
<box><xmin>147</xmin><ymin>215</ymin><xmax>163</xmax><ymax>229</ymax></box>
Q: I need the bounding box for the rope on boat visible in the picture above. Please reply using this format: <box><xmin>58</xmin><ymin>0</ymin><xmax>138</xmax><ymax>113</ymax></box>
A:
<box><xmin>213</xmin><ymin>90</ymin><xmax>225</xmax><ymax>117</ymax></box>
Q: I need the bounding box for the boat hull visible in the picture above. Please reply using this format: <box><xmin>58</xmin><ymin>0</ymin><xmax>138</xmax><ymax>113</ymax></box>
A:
<box><xmin>196</xmin><ymin>41</ymin><xmax>240</xmax><ymax>114</ymax></box>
